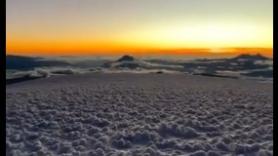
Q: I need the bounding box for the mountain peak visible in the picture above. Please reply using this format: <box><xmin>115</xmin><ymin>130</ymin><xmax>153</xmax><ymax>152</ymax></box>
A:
<box><xmin>117</xmin><ymin>55</ymin><xmax>135</xmax><ymax>62</ymax></box>
<box><xmin>234</xmin><ymin>53</ymin><xmax>269</xmax><ymax>60</ymax></box>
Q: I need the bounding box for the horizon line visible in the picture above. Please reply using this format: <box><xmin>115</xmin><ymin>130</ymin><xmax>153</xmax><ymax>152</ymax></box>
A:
<box><xmin>6</xmin><ymin>47</ymin><xmax>273</xmax><ymax>58</ymax></box>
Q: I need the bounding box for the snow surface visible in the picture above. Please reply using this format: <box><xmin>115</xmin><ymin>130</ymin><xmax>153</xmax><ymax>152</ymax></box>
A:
<box><xmin>6</xmin><ymin>73</ymin><xmax>273</xmax><ymax>156</ymax></box>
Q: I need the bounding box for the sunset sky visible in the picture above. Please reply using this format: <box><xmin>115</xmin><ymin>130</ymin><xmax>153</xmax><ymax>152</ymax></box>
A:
<box><xmin>6</xmin><ymin>0</ymin><xmax>273</xmax><ymax>57</ymax></box>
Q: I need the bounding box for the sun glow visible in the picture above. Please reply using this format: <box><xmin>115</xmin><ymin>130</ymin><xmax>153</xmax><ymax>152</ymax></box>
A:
<box><xmin>117</xmin><ymin>22</ymin><xmax>272</xmax><ymax>50</ymax></box>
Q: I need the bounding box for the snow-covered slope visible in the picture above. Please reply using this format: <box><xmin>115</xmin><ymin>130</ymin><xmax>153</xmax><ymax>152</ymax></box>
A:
<box><xmin>6</xmin><ymin>73</ymin><xmax>273</xmax><ymax>156</ymax></box>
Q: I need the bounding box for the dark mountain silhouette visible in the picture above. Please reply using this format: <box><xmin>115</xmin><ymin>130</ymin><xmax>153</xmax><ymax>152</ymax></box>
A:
<box><xmin>117</xmin><ymin>55</ymin><xmax>135</xmax><ymax>62</ymax></box>
<box><xmin>103</xmin><ymin>55</ymin><xmax>184</xmax><ymax>70</ymax></box>
<box><xmin>102</xmin><ymin>55</ymin><xmax>139</xmax><ymax>69</ymax></box>
<box><xmin>232</xmin><ymin>53</ymin><xmax>270</xmax><ymax>61</ymax></box>
<box><xmin>183</xmin><ymin>54</ymin><xmax>272</xmax><ymax>78</ymax></box>
<box><xmin>6</xmin><ymin>55</ymin><xmax>70</xmax><ymax>70</ymax></box>
<box><xmin>6</xmin><ymin>54</ymin><xmax>272</xmax><ymax>81</ymax></box>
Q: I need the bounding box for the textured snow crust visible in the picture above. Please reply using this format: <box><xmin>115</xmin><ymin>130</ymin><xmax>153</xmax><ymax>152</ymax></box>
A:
<box><xmin>6</xmin><ymin>73</ymin><xmax>273</xmax><ymax>156</ymax></box>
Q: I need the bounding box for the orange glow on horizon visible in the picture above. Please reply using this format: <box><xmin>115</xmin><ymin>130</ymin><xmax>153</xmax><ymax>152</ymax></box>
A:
<box><xmin>6</xmin><ymin>43</ymin><xmax>273</xmax><ymax>58</ymax></box>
